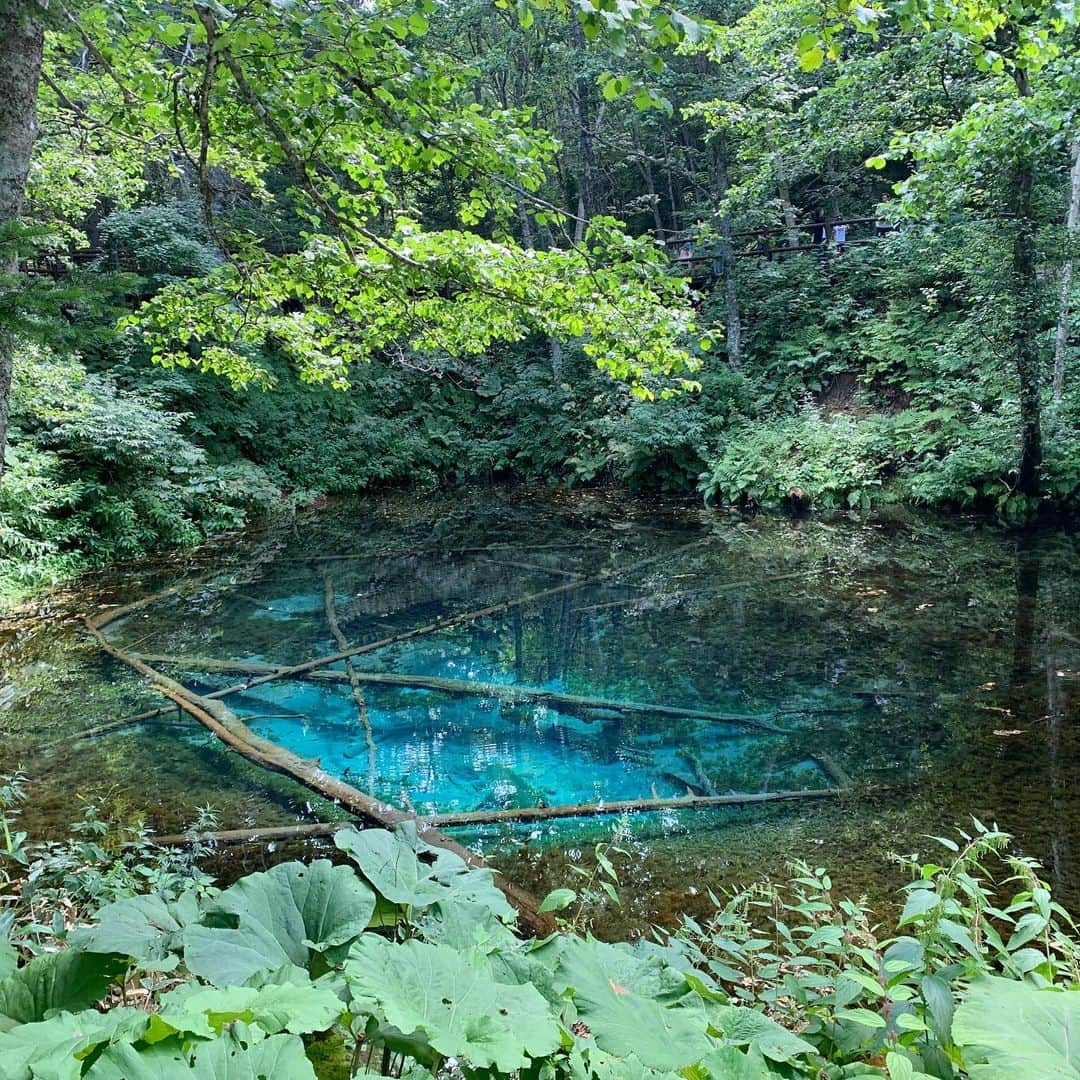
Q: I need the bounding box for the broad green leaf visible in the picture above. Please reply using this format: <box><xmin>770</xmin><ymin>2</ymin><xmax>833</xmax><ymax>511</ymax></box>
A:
<box><xmin>898</xmin><ymin>888</ymin><xmax>940</xmax><ymax>925</ymax></box>
<box><xmin>86</xmin><ymin>1028</ymin><xmax>317</xmax><ymax>1080</ymax></box>
<box><xmin>152</xmin><ymin>980</ymin><xmax>344</xmax><ymax>1039</ymax></box>
<box><xmin>696</xmin><ymin>1045</ymin><xmax>778</xmax><ymax>1080</ymax></box>
<box><xmin>72</xmin><ymin>890</ymin><xmax>201</xmax><ymax>968</ymax></box>
<box><xmin>0</xmin><ymin>950</ymin><xmax>127</xmax><ymax>1026</ymax></box>
<box><xmin>550</xmin><ymin>937</ymin><xmax>713</xmax><ymax>1070</ymax></box>
<box><xmin>705</xmin><ymin>1004</ymin><xmax>815</xmax><ymax>1063</ymax></box>
<box><xmin>335</xmin><ymin>825</ymin><xmax>513</xmax><ymax>920</ymax></box>
<box><xmin>954</xmin><ymin>976</ymin><xmax>1080</xmax><ymax>1078</ymax></box>
<box><xmin>183</xmin><ymin>859</ymin><xmax>374</xmax><ymax>986</ymax></box>
<box><xmin>835</xmin><ymin>1007</ymin><xmax>888</xmax><ymax>1029</ymax></box>
<box><xmin>345</xmin><ymin>935</ymin><xmax>560</xmax><ymax>1072</ymax></box>
<box><xmin>0</xmin><ymin>1008</ymin><xmax>148</xmax><ymax>1080</ymax></box>
<box><xmin>0</xmin><ymin>942</ymin><xmax>16</xmax><ymax>982</ymax></box>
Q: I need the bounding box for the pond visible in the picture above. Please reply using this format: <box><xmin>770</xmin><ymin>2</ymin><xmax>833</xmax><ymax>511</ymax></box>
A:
<box><xmin>2</xmin><ymin>488</ymin><xmax>1078</xmax><ymax>935</ymax></box>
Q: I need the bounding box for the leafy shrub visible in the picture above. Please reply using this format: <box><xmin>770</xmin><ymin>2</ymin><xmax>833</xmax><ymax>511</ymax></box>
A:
<box><xmin>701</xmin><ymin>410</ymin><xmax>895</xmax><ymax>510</ymax></box>
<box><xmin>0</xmin><ymin>804</ymin><xmax>1077</xmax><ymax>1080</ymax></box>
<box><xmin>4</xmin><ymin>346</ymin><xmax>279</xmax><ymax>585</ymax></box>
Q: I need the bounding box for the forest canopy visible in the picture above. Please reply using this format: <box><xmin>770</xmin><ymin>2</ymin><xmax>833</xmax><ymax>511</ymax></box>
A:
<box><xmin>0</xmin><ymin>0</ymin><xmax>1078</xmax><ymax>596</ymax></box>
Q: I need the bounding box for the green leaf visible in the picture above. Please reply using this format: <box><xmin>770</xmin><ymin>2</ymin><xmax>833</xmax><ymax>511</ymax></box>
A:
<box><xmin>539</xmin><ymin>888</ymin><xmax>577</xmax><ymax>913</ymax></box>
<box><xmin>0</xmin><ymin>950</ymin><xmax>127</xmax><ymax>1026</ymax></box>
<box><xmin>335</xmin><ymin>825</ymin><xmax>514</xmax><ymax>920</ymax></box>
<box><xmin>0</xmin><ymin>1008</ymin><xmax>149</xmax><ymax>1080</ymax></box>
<box><xmin>954</xmin><ymin>977</ymin><xmax>1080</xmax><ymax>1079</ymax></box>
<box><xmin>835</xmin><ymin>1007</ymin><xmax>888</xmax><ymax>1029</ymax></box>
<box><xmin>72</xmin><ymin>890</ymin><xmax>201</xmax><ymax>968</ymax></box>
<box><xmin>345</xmin><ymin>936</ymin><xmax>561</xmax><ymax>1072</ymax></box>
<box><xmin>0</xmin><ymin>941</ymin><xmax>16</xmax><ymax>982</ymax></box>
<box><xmin>899</xmin><ymin>888</ymin><xmax>940</xmax><ymax>925</ymax></box>
<box><xmin>550</xmin><ymin>938</ymin><xmax>713</xmax><ymax>1070</ymax></box>
<box><xmin>86</xmin><ymin>1028</ymin><xmax>317</xmax><ymax>1080</ymax></box>
<box><xmin>799</xmin><ymin>46</ymin><xmax>825</xmax><ymax>71</ymax></box>
<box><xmin>705</xmin><ymin>1004</ymin><xmax>815</xmax><ymax>1063</ymax></box>
<box><xmin>152</xmin><ymin>980</ymin><xmax>344</xmax><ymax>1039</ymax></box>
<box><xmin>695</xmin><ymin>1045</ymin><xmax>777</xmax><ymax>1080</ymax></box>
<box><xmin>183</xmin><ymin>859</ymin><xmax>375</xmax><ymax>986</ymax></box>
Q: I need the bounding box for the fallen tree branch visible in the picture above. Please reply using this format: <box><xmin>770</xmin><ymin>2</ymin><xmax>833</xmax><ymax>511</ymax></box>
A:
<box><xmin>154</xmin><ymin>821</ymin><xmax>357</xmax><ymax>847</ymax></box>
<box><xmin>130</xmin><ymin>653</ymin><xmax>790</xmax><ymax>734</ymax></box>
<box><xmin>93</xmin><ymin>539</ymin><xmax>707</xmax><ymax>709</ymax></box>
<box><xmin>324</xmin><ymin>575</ymin><xmax>378</xmax><ymax>792</ymax></box>
<box><xmin>572</xmin><ymin>569</ymin><xmax>820</xmax><ymax>614</ymax></box>
<box><xmin>153</xmin><ymin>785</ymin><xmax>847</xmax><ymax>845</ymax></box>
<box><xmin>480</xmin><ymin>558</ymin><xmax>585</xmax><ymax>579</ymax></box>
<box><xmin>426</xmin><ymin>787</ymin><xmax>841</xmax><ymax>827</ymax></box>
<box><xmin>81</xmin><ymin>617</ymin><xmax>550</xmax><ymax>933</ymax></box>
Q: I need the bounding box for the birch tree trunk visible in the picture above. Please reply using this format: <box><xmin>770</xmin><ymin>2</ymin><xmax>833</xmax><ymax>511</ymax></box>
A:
<box><xmin>0</xmin><ymin>4</ymin><xmax>45</xmax><ymax>478</ymax></box>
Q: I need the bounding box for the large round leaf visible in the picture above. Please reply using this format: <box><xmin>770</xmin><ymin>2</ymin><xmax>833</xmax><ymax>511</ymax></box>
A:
<box><xmin>346</xmin><ymin>935</ymin><xmax>561</xmax><ymax>1072</ymax></box>
<box><xmin>183</xmin><ymin>860</ymin><xmax>374</xmax><ymax>986</ymax></box>
<box><xmin>85</xmin><ymin>1029</ymin><xmax>317</xmax><ymax>1080</ymax></box>
<box><xmin>549</xmin><ymin>937</ymin><xmax>715</xmax><ymax>1071</ymax></box>
<box><xmin>334</xmin><ymin>826</ymin><xmax>514</xmax><ymax>920</ymax></box>
<box><xmin>954</xmin><ymin>976</ymin><xmax>1080</xmax><ymax>1079</ymax></box>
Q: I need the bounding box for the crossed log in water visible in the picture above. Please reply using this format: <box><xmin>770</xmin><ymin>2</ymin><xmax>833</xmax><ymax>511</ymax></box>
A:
<box><xmin>76</xmin><ymin>539</ymin><xmax>853</xmax><ymax>927</ymax></box>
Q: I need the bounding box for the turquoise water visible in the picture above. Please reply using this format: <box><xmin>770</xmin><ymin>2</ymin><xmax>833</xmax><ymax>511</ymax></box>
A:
<box><xmin>4</xmin><ymin>488</ymin><xmax>1079</xmax><ymax>927</ymax></box>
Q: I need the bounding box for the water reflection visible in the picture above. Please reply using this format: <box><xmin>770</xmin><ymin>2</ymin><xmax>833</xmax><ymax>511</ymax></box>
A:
<box><xmin>1</xmin><ymin>491</ymin><xmax>1078</xmax><ymax>926</ymax></box>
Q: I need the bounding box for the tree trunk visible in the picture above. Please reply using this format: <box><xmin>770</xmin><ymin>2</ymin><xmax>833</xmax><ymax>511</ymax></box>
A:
<box><xmin>1052</xmin><ymin>139</ymin><xmax>1080</xmax><ymax>407</ymax></box>
<box><xmin>1010</xmin><ymin>69</ymin><xmax>1043</xmax><ymax>497</ymax></box>
<box><xmin>0</xmin><ymin>5</ymin><xmax>45</xmax><ymax>478</ymax></box>
<box><xmin>712</xmin><ymin>143</ymin><xmax>742</xmax><ymax>370</ymax></box>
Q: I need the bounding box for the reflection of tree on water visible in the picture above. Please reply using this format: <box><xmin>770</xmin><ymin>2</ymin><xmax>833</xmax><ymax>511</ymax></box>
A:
<box><xmin>1011</xmin><ymin>531</ymin><xmax>1041</xmax><ymax>684</ymax></box>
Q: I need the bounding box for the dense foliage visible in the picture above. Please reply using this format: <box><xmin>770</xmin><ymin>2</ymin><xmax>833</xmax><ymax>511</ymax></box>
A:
<box><xmin>0</xmin><ymin>0</ymin><xmax>1078</xmax><ymax>600</ymax></box>
<box><xmin>1</xmin><ymin>787</ymin><xmax>1078</xmax><ymax>1080</ymax></box>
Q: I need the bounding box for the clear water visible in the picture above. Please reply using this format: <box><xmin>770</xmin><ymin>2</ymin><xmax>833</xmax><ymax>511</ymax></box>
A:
<box><xmin>3</xmin><ymin>488</ymin><xmax>1079</xmax><ymax>933</ymax></box>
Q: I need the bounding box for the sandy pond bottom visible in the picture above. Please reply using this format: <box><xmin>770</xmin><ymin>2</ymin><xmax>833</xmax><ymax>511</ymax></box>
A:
<box><xmin>3</xmin><ymin>487</ymin><xmax>1079</xmax><ymax>934</ymax></box>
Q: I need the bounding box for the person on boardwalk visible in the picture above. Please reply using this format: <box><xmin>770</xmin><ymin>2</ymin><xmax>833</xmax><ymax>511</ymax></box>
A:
<box><xmin>810</xmin><ymin>207</ymin><xmax>827</xmax><ymax>246</ymax></box>
<box><xmin>833</xmin><ymin>220</ymin><xmax>848</xmax><ymax>253</ymax></box>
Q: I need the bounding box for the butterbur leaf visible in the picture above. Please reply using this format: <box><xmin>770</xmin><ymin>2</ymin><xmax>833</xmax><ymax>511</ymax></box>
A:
<box><xmin>549</xmin><ymin>938</ymin><xmax>713</xmax><ymax>1070</ymax></box>
<box><xmin>335</xmin><ymin>825</ymin><xmax>513</xmax><ymax>920</ymax></box>
<box><xmin>696</xmin><ymin>1045</ymin><xmax>777</xmax><ymax>1079</ymax></box>
<box><xmin>151</xmin><ymin>980</ymin><xmax>343</xmax><ymax>1039</ymax></box>
<box><xmin>0</xmin><ymin>1008</ymin><xmax>149</xmax><ymax>1080</ymax></box>
<box><xmin>0</xmin><ymin>950</ymin><xmax>128</xmax><ymax>1026</ymax></box>
<box><xmin>954</xmin><ymin>976</ymin><xmax>1080</xmax><ymax>1078</ymax></box>
<box><xmin>705</xmin><ymin>1004</ymin><xmax>815</xmax><ymax>1062</ymax></box>
<box><xmin>345</xmin><ymin>935</ymin><xmax>560</xmax><ymax>1072</ymax></box>
<box><xmin>71</xmin><ymin>890</ymin><xmax>201</xmax><ymax>968</ymax></box>
<box><xmin>183</xmin><ymin>859</ymin><xmax>374</xmax><ymax>986</ymax></box>
<box><xmin>85</xmin><ymin>1028</ymin><xmax>317</xmax><ymax>1080</ymax></box>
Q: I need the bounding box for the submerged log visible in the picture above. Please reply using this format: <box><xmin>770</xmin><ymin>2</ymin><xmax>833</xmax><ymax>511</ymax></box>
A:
<box><xmin>102</xmin><ymin>538</ymin><xmax>709</xmax><ymax>710</ymax></box>
<box><xmin>81</xmin><ymin>618</ymin><xmax>550</xmax><ymax>933</ymax></box>
<box><xmin>572</xmin><ymin>568</ymin><xmax>820</xmax><ymax>614</ymax></box>
<box><xmin>809</xmin><ymin>751</ymin><xmax>854</xmax><ymax>789</ymax></box>
<box><xmin>480</xmin><ymin>558</ymin><xmax>585</xmax><ymax>579</ymax></box>
<box><xmin>152</xmin><ymin>784</ymin><xmax>845</xmax><ymax>845</ymax></box>
<box><xmin>153</xmin><ymin>821</ymin><xmax>356</xmax><ymax>847</ymax></box>
<box><xmin>426</xmin><ymin>787</ymin><xmax>841</xmax><ymax>827</ymax></box>
<box><xmin>130</xmin><ymin>653</ymin><xmax>790</xmax><ymax>734</ymax></box>
<box><xmin>323</xmin><ymin>575</ymin><xmax>377</xmax><ymax>791</ymax></box>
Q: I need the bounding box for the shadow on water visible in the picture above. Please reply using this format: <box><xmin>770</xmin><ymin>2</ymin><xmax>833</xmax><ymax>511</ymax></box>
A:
<box><xmin>1</xmin><ymin>487</ymin><xmax>1079</xmax><ymax>935</ymax></box>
